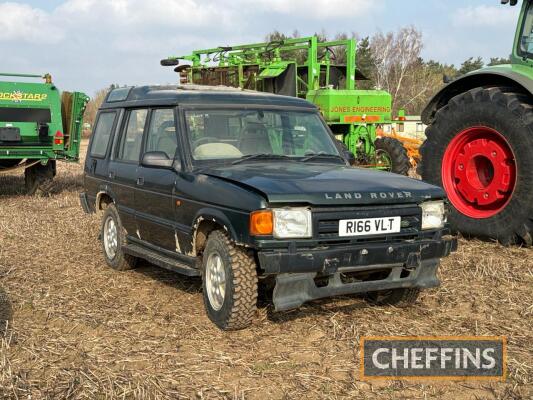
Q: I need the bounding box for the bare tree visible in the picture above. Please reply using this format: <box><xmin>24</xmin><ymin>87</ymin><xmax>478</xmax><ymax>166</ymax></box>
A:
<box><xmin>370</xmin><ymin>26</ymin><xmax>426</xmax><ymax>113</ymax></box>
<box><xmin>83</xmin><ymin>88</ymin><xmax>109</xmax><ymax>135</ymax></box>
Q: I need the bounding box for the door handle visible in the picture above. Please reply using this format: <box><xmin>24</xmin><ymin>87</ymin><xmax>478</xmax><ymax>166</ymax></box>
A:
<box><xmin>137</xmin><ymin>177</ymin><xmax>144</xmax><ymax>186</ymax></box>
<box><xmin>108</xmin><ymin>171</ymin><xmax>116</xmax><ymax>179</ymax></box>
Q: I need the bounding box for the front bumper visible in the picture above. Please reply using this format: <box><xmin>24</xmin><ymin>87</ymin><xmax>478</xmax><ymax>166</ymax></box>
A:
<box><xmin>257</xmin><ymin>235</ymin><xmax>457</xmax><ymax>274</ymax></box>
<box><xmin>257</xmin><ymin>235</ymin><xmax>457</xmax><ymax>311</ymax></box>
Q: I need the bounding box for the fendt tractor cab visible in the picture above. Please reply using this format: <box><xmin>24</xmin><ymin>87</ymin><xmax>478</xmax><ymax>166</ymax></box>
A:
<box><xmin>0</xmin><ymin>73</ymin><xmax>89</xmax><ymax>194</ymax></box>
<box><xmin>160</xmin><ymin>36</ymin><xmax>411</xmax><ymax>175</ymax></box>
<box><xmin>419</xmin><ymin>0</ymin><xmax>533</xmax><ymax>247</ymax></box>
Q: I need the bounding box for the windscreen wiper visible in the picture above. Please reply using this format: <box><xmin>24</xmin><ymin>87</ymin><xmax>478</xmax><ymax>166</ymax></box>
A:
<box><xmin>300</xmin><ymin>153</ymin><xmax>345</xmax><ymax>162</ymax></box>
<box><xmin>231</xmin><ymin>153</ymin><xmax>291</xmax><ymax>165</ymax></box>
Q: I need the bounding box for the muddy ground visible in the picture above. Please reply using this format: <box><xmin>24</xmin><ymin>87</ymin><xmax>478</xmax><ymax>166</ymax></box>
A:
<box><xmin>0</xmin><ymin>142</ymin><xmax>531</xmax><ymax>399</ymax></box>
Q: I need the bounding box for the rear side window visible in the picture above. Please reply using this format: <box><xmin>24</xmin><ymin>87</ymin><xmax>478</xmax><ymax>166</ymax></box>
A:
<box><xmin>117</xmin><ymin>109</ymin><xmax>148</xmax><ymax>162</ymax></box>
<box><xmin>90</xmin><ymin>112</ymin><xmax>117</xmax><ymax>157</ymax></box>
<box><xmin>144</xmin><ymin>109</ymin><xmax>178</xmax><ymax>159</ymax></box>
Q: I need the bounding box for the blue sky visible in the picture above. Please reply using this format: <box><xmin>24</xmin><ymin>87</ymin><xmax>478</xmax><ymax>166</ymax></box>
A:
<box><xmin>0</xmin><ymin>0</ymin><xmax>521</xmax><ymax>95</ymax></box>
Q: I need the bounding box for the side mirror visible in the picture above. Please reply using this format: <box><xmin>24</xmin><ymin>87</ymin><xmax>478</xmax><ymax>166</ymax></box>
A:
<box><xmin>343</xmin><ymin>150</ymin><xmax>356</xmax><ymax>166</ymax></box>
<box><xmin>141</xmin><ymin>151</ymin><xmax>174</xmax><ymax>169</ymax></box>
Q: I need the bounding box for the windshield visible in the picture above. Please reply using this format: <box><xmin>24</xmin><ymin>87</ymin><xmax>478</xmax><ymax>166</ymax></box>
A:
<box><xmin>519</xmin><ymin>1</ymin><xmax>533</xmax><ymax>57</ymax></box>
<box><xmin>184</xmin><ymin>109</ymin><xmax>341</xmax><ymax>163</ymax></box>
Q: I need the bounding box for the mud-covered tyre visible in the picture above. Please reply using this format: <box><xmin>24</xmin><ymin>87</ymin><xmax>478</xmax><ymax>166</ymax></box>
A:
<box><xmin>100</xmin><ymin>204</ymin><xmax>138</xmax><ymax>271</ymax></box>
<box><xmin>202</xmin><ymin>230</ymin><xmax>258</xmax><ymax>330</ymax></box>
<box><xmin>24</xmin><ymin>161</ymin><xmax>56</xmax><ymax>195</ymax></box>
<box><xmin>375</xmin><ymin>137</ymin><xmax>410</xmax><ymax>175</ymax></box>
<box><xmin>419</xmin><ymin>87</ymin><xmax>533</xmax><ymax>246</ymax></box>
<box><xmin>365</xmin><ymin>288</ymin><xmax>420</xmax><ymax>307</ymax></box>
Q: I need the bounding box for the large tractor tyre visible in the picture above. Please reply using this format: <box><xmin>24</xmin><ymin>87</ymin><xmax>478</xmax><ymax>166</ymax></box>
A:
<box><xmin>201</xmin><ymin>230</ymin><xmax>258</xmax><ymax>331</ymax></box>
<box><xmin>419</xmin><ymin>87</ymin><xmax>533</xmax><ymax>247</ymax></box>
<box><xmin>24</xmin><ymin>161</ymin><xmax>56</xmax><ymax>195</ymax></box>
<box><xmin>100</xmin><ymin>204</ymin><xmax>138</xmax><ymax>271</ymax></box>
<box><xmin>374</xmin><ymin>137</ymin><xmax>411</xmax><ymax>175</ymax></box>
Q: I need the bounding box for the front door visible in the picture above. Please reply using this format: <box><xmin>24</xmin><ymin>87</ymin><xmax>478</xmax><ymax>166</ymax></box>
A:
<box><xmin>135</xmin><ymin>108</ymin><xmax>179</xmax><ymax>251</ymax></box>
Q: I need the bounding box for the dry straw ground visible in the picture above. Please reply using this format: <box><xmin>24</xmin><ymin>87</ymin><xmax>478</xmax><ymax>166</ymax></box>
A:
<box><xmin>0</xmin><ymin>142</ymin><xmax>531</xmax><ymax>399</ymax></box>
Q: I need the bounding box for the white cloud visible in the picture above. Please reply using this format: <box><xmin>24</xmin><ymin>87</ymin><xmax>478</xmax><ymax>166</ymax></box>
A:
<box><xmin>0</xmin><ymin>2</ymin><xmax>64</xmax><ymax>42</ymax></box>
<box><xmin>249</xmin><ymin>0</ymin><xmax>379</xmax><ymax>19</ymax></box>
<box><xmin>452</xmin><ymin>5</ymin><xmax>520</xmax><ymax>28</ymax></box>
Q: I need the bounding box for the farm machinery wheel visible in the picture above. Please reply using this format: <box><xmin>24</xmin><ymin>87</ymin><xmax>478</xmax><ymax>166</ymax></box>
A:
<box><xmin>419</xmin><ymin>87</ymin><xmax>533</xmax><ymax>246</ymax></box>
<box><xmin>24</xmin><ymin>161</ymin><xmax>56</xmax><ymax>195</ymax></box>
<box><xmin>374</xmin><ymin>137</ymin><xmax>411</xmax><ymax>175</ymax></box>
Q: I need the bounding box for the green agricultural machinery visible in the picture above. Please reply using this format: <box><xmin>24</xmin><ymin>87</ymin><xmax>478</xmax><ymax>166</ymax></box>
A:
<box><xmin>0</xmin><ymin>73</ymin><xmax>89</xmax><ymax>194</ymax></box>
<box><xmin>161</xmin><ymin>36</ymin><xmax>410</xmax><ymax>175</ymax></box>
<box><xmin>419</xmin><ymin>0</ymin><xmax>533</xmax><ymax>246</ymax></box>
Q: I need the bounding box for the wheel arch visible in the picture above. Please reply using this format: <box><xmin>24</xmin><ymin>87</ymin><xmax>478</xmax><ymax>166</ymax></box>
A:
<box><xmin>95</xmin><ymin>186</ymin><xmax>117</xmax><ymax>210</ymax></box>
<box><xmin>422</xmin><ymin>70</ymin><xmax>533</xmax><ymax>125</ymax></box>
<box><xmin>190</xmin><ymin>208</ymin><xmax>242</xmax><ymax>257</ymax></box>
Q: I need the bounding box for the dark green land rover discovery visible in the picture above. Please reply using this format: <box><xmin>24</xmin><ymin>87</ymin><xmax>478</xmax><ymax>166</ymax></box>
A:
<box><xmin>80</xmin><ymin>85</ymin><xmax>457</xmax><ymax>330</ymax></box>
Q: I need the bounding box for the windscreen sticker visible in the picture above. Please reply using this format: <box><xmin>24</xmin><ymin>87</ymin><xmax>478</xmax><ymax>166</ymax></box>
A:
<box><xmin>0</xmin><ymin>91</ymin><xmax>48</xmax><ymax>103</ymax></box>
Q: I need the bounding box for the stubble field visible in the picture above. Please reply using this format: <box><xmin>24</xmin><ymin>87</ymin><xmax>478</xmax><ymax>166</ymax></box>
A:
<box><xmin>0</xmin><ymin>141</ymin><xmax>531</xmax><ymax>399</ymax></box>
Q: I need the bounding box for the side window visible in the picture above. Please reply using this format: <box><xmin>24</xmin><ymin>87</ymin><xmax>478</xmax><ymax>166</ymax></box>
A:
<box><xmin>144</xmin><ymin>109</ymin><xmax>178</xmax><ymax>159</ymax></box>
<box><xmin>117</xmin><ymin>109</ymin><xmax>148</xmax><ymax>162</ymax></box>
<box><xmin>90</xmin><ymin>112</ymin><xmax>116</xmax><ymax>157</ymax></box>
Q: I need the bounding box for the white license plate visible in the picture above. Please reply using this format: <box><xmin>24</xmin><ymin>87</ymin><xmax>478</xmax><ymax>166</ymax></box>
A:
<box><xmin>338</xmin><ymin>216</ymin><xmax>401</xmax><ymax>237</ymax></box>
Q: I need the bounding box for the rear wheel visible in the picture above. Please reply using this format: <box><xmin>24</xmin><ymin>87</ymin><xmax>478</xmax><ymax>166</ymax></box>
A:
<box><xmin>374</xmin><ymin>137</ymin><xmax>410</xmax><ymax>175</ymax></box>
<box><xmin>100</xmin><ymin>204</ymin><xmax>138</xmax><ymax>271</ymax></box>
<box><xmin>25</xmin><ymin>161</ymin><xmax>56</xmax><ymax>195</ymax></box>
<box><xmin>419</xmin><ymin>87</ymin><xmax>533</xmax><ymax>246</ymax></box>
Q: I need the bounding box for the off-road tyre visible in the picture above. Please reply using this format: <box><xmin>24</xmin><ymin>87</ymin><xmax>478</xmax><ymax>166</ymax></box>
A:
<box><xmin>365</xmin><ymin>288</ymin><xmax>420</xmax><ymax>307</ymax></box>
<box><xmin>202</xmin><ymin>230</ymin><xmax>258</xmax><ymax>330</ymax></box>
<box><xmin>24</xmin><ymin>161</ymin><xmax>56</xmax><ymax>195</ymax></box>
<box><xmin>100</xmin><ymin>204</ymin><xmax>138</xmax><ymax>271</ymax></box>
<box><xmin>374</xmin><ymin>137</ymin><xmax>410</xmax><ymax>175</ymax></box>
<box><xmin>418</xmin><ymin>87</ymin><xmax>533</xmax><ymax>247</ymax></box>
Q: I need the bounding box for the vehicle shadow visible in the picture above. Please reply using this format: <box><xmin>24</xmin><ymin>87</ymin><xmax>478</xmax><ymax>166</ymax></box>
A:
<box><xmin>132</xmin><ymin>259</ymin><xmax>202</xmax><ymax>295</ymax></box>
<box><xmin>264</xmin><ymin>293</ymin><xmax>373</xmax><ymax>325</ymax></box>
<box><xmin>132</xmin><ymin>260</ymin><xmax>376</xmax><ymax>325</ymax></box>
<box><xmin>0</xmin><ymin>286</ymin><xmax>13</xmax><ymax>336</ymax></box>
<box><xmin>0</xmin><ymin>173</ymin><xmax>84</xmax><ymax>197</ymax></box>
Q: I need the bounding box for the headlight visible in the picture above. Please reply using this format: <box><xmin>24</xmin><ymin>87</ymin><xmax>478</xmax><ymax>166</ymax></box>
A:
<box><xmin>273</xmin><ymin>208</ymin><xmax>312</xmax><ymax>238</ymax></box>
<box><xmin>420</xmin><ymin>201</ymin><xmax>446</xmax><ymax>230</ymax></box>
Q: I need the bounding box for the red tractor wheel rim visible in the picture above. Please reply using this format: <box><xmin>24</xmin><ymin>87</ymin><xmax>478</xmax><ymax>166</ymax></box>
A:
<box><xmin>441</xmin><ymin>126</ymin><xmax>516</xmax><ymax>219</ymax></box>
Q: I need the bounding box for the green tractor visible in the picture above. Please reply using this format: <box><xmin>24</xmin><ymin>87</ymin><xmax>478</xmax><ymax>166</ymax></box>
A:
<box><xmin>161</xmin><ymin>36</ymin><xmax>411</xmax><ymax>175</ymax></box>
<box><xmin>419</xmin><ymin>0</ymin><xmax>533</xmax><ymax>246</ymax></box>
<box><xmin>0</xmin><ymin>73</ymin><xmax>89</xmax><ymax>194</ymax></box>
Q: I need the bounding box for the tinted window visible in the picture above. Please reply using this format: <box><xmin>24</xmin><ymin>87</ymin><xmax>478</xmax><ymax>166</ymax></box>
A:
<box><xmin>117</xmin><ymin>109</ymin><xmax>148</xmax><ymax>162</ymax></box>
<box><xmin>90</xmin><ymin>112</ymin><xmax>116</xmax><ymax>157</ymax></box>
<box><xmin>145</xmin><ymin>109</ymin><xmax>178</xmax><ymax>159</ymax></box>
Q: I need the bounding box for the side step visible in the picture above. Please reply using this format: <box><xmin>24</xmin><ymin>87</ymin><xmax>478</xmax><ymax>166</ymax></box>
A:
<box><xmin>123</xmin><ymin>243</ymin><xmax>201</xmax><ymax>277</ymax></box>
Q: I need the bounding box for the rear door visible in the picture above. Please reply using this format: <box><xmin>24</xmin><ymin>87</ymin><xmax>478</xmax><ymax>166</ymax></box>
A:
<box><xmin>135</xmin><ymin>108</ymin><xmax>179</xmax><ymax>250</ymax></box>
<box><xmin>84</xmin><ymin>110</ymin><xmax>120</xmax><ymax>201</ymax></box>
<box><xmin>108</xmin><ymin>108</ymin><xmax>148</xmax><ymax>235</ymax></box>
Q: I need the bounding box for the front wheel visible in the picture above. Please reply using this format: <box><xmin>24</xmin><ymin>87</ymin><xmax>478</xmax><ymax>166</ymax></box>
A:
<box><xmin>374</xmin><ymin>137</ymin><xmax>410</xmax><ymax>175</ymax></box>
<box><xmin>202</xmin><ymin>231</ymin><xmax>258</xmax><ymax>330</ymax></box>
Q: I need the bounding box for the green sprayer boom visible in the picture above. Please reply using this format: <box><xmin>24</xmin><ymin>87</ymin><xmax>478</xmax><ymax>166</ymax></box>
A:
<box><xmin>161</xmin><ymin>36</ymin><xmax>411</xmax><ymax>174</ymax></box>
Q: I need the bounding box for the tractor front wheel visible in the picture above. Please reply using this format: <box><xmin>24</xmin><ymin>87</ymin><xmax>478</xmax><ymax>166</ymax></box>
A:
<box><xmin>419</xmin><ymin>87</ymin><xmax>533</xmax><ymax>246</ymax></box>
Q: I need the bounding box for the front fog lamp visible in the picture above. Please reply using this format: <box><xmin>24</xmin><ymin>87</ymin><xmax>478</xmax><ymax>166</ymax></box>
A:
<box><xmin>273</xmin><ymin>208</ymin><xmax>312</xmax><ymax>239</ymax></box>
<box><xmin>420</xmin><ymin>201</ymin><xmax>446</xmax><ymax>230</ymax></box>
